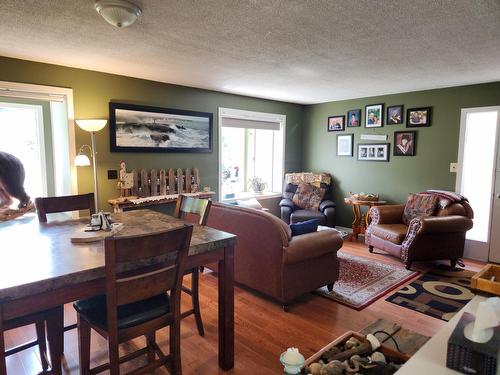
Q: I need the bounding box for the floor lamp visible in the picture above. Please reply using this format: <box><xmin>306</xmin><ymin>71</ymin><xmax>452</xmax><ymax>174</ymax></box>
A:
<box><xmin>74</xmin><ymin>119</ymin><xmax>107</xmax><ymax>213</ymax></box>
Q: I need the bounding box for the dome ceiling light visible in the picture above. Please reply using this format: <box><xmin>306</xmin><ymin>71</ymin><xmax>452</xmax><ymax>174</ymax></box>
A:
<box><xmin>94</xmin><ymin>0</ymin><xmax>142</xmax><ymax>28</ymax></box>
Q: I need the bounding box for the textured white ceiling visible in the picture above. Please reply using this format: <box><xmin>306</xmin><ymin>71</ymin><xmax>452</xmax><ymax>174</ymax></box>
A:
<box><xmin>0</xmin><ymin>0</ymin><xmax>499</xmax><ymax>104</ymax></box>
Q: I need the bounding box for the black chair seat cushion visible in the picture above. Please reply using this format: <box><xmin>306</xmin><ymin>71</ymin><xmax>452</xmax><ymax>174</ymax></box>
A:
<box><xmin>74</xmin><ymin>293</ymin><xmax>170</xmax><ymax>331</ymax></box>
<box><xmin>290</xmin><ymin>209</ymin><xmax>326</xmax><ymax>225</ymax></box>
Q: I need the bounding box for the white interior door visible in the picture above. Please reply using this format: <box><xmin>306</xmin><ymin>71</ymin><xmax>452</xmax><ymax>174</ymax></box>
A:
<box><xmin>489</xmin><ymin>145</ymin><xmax>500</xmax><ymax>263</ymax></box>
<box><xmin>457</xmin><ymin>107</ymin><xmax>499</xmax><ymax>262</ymax></box>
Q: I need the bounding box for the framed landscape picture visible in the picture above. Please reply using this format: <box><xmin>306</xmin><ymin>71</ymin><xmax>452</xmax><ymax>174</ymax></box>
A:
<box><xmin>365</xmin><ymin>104</ymin><xmax>384</xmax><ymax>128</ymax></box>
<box><xmin>358</xmin><ymin>143</ymin><xmax>390</xmax><ymax>161</ymax></box>
<box><xmin>407</xmin><ymin>107</ymin><xmax>431</xmax><ymax>127</ymax></box>
<box><xmin>394</xmin><ymin>131</ymin><xmax>416</xmax><ymax>156</ymax></box>
<box><xmin>347</xmin><ymin>109</ymin><xmax>361</xmax><ymax>127</ymax></box>
<box><xmin>327</xmin><ymin>115</ymin><xmax>345</xmax><ymax>132</ymax></box>
<box><xmin>337</xmin><ymin>134</ymin><xmax>354</xmax><ymax>156</ymax></box>
<box><xmin>109</xmin><ymin>102</ymin><xmax>213</xmax><ymax>153</ymax></box>
<box><xmin>387</xmin><ymin>105</ymin><xmax>404</xmax><ymax>125</ymax></box>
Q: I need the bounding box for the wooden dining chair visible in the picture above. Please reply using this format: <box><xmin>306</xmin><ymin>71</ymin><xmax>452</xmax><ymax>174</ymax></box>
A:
<box><xmin>0</xmin><ymin>305</ymin><xmax>63</xmax><ymax>374</ymax></box>
<box><xmin>35</xmin><ymin>193</ymin><xmax>95</xmax><ymax>222</ymax></box>
<box><xmin>173</xmin><ymin>195</ymin><xmax>212</xmax><ymax>337</ymax></box>
<box><xmin>74</xmin><ymin>224</ymin><xmax>193</xmax><ymax>375</ymax></box>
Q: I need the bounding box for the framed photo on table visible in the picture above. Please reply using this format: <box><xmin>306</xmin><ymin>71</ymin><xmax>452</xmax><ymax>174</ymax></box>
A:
<box><xmin>327</xmin><ymin>115</ymin><xmax>345</xmax><ymax>132</ymax></box>
<box><xmin>337</xmin><ymin>134</ymin><xmax>354</xmax><ymax>156</ymax></box>
<box><xmin>358</xmin><ymin>143</ymin><xmax>390</xmax><ymax>161</ymax></box>
<box><xmin>365</xmin><ymin>104</ymin><xmax>384</xmax><ymax>128</ymax></box>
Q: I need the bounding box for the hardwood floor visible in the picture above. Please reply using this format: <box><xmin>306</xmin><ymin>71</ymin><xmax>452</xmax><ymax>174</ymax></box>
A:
<box><xmin>5</xmin><ymin>239</ymin><xmax>484</xmax><ymax>374</ymax></box>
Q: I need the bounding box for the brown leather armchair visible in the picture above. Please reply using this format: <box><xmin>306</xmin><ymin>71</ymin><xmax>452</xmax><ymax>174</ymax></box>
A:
<box><xmin>207</xmin><ymin>202</ymin><xmax>343</xmax><ymax>311</ymax></box>
<box><xmin>279</xmin><ymin>172</ymin><xmax>336</xmax><ymax>227</ymax></box>
<box><xmin>365</xmin><ymin>200</ymin><xmax>473</xmax><ymax>269</ymax></box>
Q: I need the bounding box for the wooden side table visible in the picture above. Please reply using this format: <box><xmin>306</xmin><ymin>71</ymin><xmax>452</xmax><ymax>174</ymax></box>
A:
<box><xmin>344</xmin><ymin>198</ymin><xmax>386</xmax><ymax>240</ymax></box>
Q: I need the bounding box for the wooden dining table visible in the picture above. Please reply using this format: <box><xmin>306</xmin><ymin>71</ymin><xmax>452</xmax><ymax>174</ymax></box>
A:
<box><xmin>0</xmin><ymin>209</ymin><xmax>237</xmax><ymax>374</ymax></box>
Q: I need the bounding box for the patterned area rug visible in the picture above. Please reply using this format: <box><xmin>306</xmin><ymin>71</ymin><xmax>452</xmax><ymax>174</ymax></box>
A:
<box><xmin>315</xmin><ymin>252</ymin><xmax>419</xmax><ymax>310</ymax></box>
<box><xmin>385</xmin><ymin>268</ymin><xmax>475</xmax><ymax>321</ymax></box>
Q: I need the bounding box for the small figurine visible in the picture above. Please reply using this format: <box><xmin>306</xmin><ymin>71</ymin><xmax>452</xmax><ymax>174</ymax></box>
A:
<box><xmin>117</xmin><ymin>161</ymin><xmax>134</xmax><ymax>197</ymax></box>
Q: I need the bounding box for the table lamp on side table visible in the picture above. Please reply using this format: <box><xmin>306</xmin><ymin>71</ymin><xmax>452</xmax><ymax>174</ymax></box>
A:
<box><xmin>74</xmin><ymin>119</ymin><xmax>107</xmax><ymax>213</ymax></box>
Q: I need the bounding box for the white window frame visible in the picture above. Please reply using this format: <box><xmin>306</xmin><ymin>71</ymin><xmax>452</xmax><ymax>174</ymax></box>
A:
<box><xmin>0</xmin><ymin>101</ymin><xmax>48</xmax><ymax>196</ymax></box>
<box><xmin>0</xmin><ymin>81</ymin><xmax>77</xmax><ymax>199</ymax></box>
<box><xmin>218</xmin><ymin>107</ymin><xmax>286</xmax><ymax>201</ymax></box>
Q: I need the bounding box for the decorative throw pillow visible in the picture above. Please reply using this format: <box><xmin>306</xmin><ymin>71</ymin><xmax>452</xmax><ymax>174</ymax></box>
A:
<box><xmin>402</xmin><ymin>193</ymin><xmax>439</xmax><ymax>225</ymax></box>
<box><xmin>289</xmin><ymin>219</ymin><xmax>321</xmax><ymax>237</ymax></box>
<box><xmin>292</xmin><ymin>182</ymin><xmax>325</xmax><ymax>210</ymax></box>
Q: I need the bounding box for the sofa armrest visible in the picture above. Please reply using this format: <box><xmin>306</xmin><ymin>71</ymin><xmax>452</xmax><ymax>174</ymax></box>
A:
<box><xmin>279</xmin><ymin>198</ymin><xmax>294</xmax><ymax>208</ymax></box>
<box><xmin>283</xmin><ymin>230</ymin><xmax>343</xmax><ymax>264</ymax></box>
<box><xmin>414</xmin><ymin>215</ymin><xmax>473</xmax><ymax>234</ymax></box>
<box><xmin>370</xmin><ymin>205</ymin><xmax>405</xmax><ymax>225</ymax></box>
<box><xmin>319</xmin><ymin>200</ymin><xmax>336</xmax><ymax>212</ymax></box>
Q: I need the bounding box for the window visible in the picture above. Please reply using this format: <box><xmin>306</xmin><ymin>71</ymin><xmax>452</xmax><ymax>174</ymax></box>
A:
<box><xmin>219</xmin><ymin>108</ymin><xmax>285</xmax><ymax>200</ymax></box>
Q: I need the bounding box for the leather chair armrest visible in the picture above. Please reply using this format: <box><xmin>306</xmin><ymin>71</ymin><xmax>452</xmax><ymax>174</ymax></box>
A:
<box><xmin>416</xmin><ymin>215</ymin><xmax>473</xmax><ymax>234</ymax></box>
<box><xmin>319</xmin><ymin>200</ymin><xmax>336</xmax><ymax>212</ymax></box>
<box><xmin>371</xmin><ymin>205</ymin><xmax>405</xmax><ymax>225</ymax></box>
<box><xmin>279</xmin><ymin>198</ymin><xmax>294</xmax><ymax>208</ymax></box>
<box><xmin>284</xmin><ymin>230</ymin><xmax>343</xmax><ymax>264</ymax></box>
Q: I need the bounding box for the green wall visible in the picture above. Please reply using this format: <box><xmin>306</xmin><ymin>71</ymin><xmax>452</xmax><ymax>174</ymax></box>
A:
<box><xmin>303</xmin><ymin>82</ymin><xmax>500</xmax><ymax>227</ymax></box>
<box><xmin>0</xmin><ymin>56</ymin><xmax>304</xmax><ymax>210</ymax></box>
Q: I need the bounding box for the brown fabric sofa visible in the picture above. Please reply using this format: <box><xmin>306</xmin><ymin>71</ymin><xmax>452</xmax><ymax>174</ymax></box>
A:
<box><xmin>365</xmin><ymin>201</ymin><xmax>474</xmax><ymax>269</ymax></box>
<box><xmin>206</xmin><ymin>202</ymin><xmax>343</xmax><ymax>310</ymax></box>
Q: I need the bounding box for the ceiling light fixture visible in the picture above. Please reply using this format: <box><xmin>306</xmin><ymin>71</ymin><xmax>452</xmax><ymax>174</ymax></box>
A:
<box><xmin>94</xmin><ymin>0</ymin><xmax>142</xmax><ymax>28</ymax></box>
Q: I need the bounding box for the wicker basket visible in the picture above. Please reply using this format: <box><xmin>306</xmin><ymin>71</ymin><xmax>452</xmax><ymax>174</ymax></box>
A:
<box><xmin>349</xmin><ymin>192</ymin><xmax>379</xmax><ymax>201</ymax></box>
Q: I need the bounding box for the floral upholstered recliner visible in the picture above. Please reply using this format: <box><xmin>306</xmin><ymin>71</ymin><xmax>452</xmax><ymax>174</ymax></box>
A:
<box><xmin>365</xmin><ymin>191</ymin><xmax>474</xmax><ymax>270</ymax></box>
<box><xmin>279</xmin><ymin>172</ymin><xmax>336</xmax><ymax>227</ymax></box>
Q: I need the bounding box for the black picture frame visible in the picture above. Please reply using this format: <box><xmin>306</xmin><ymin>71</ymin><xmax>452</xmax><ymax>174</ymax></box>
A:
<box><xmin>387</xmin><ymin>105</ymin><xmax>404</xmax><ymax>125</ymax></box>
<box><xmin>365</xmin><ymin>103</ymin><xmax>384</xmax><ymax>128</ymax></box>
<box><xmin>394</xmin><ymin>131</ymin><xmax>416</xmax><ymax>156</ymax></box>
<box><xmin>337</xmin><ymin>133</ymin><xmax>354</xmax><ymax>156</ymax></box>
<box><xmin>357</xmin><ymin>143</ymin><xmax>390</xmax><ymax>162</ymax></box>
<box><xmin>109</xmin><ymin>102</ymin><xmax>213</xmax><ymax>153</ymax></box>
<box><xmin>347</xmin><ymin>109</ymin><xmax>361</xmax><ymax>127</ymax></box>
<box><xmin>406</xmin><ymin>107</ymin><xmax>431</xmax><ymax>128</ymax></box>
<box><xmin>327</xmin><ymin>115</ymin><xmax>345</xmax><ymax>132</ymax></box>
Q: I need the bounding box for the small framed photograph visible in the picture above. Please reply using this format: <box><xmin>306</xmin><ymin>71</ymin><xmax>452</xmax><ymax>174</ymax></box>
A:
<box><xmin>387</xmin><ymin>105</ymin><xmax>404</xmax><ymax>125</ymax></box>
<box><xmin>347</xmin><ymin>109</ymin><xmax>361</xmax><ymax>127</ymax></box>
<box><xmin>337</xmin><ymin>134</ymin><xmax>354</xmax><ymax>156</ymax></box>
<box><xmin>358</xmin><ymin>143</ymin><xmax>390</xmax><ymax>161</ymax></box>
<box><xmin>407</xmin><ymin>107</ymin><xmax>431</xmax><ymax>127</ymax></box>
<box><xmin>394</xmin><ymin>131</ymin><xmax>416</xmax><ymax>156</ymax></box>
<box><xmin>327</xmin><ymin>115</ymin><xmax>345</xmax><ymax>132</ymax></box>
<box><xmin>365</xmin><ymin>104</ymin><xmax>384</xmax><ymax>128</ymax></box>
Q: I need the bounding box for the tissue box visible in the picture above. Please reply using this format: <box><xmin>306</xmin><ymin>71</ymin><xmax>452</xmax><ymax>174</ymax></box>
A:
<box><xmin>447</xmin><ymin>312</ymin><xmax>499</xmax><ymax>375</ymax></box>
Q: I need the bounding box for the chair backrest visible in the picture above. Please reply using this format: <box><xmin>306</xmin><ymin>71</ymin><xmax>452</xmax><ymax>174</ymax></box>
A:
<box><xmin>35</xmin><ymin>193</ymin><xmax>95</xmax><ymax>222</ymax></box>
<box><xmin>104</xmin><ymin>224</ymin><xmax>193</xmax><ymax>312</ymax></box>
<box><xmin>174</xmin><ymin>195</ymin><xmax>212</xmax><ymax>225</ymax></box>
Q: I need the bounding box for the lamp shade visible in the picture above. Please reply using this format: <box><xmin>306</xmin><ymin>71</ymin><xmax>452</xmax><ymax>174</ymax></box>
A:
<box><xmin>75</xmin><ymin>119</ymin><xmax>107</xmax><ymax>132</ymax></box>
<box><xmin>74</xmin><ymin>154</ymin><xmax>91</xmax><ymax>167</ymax></box>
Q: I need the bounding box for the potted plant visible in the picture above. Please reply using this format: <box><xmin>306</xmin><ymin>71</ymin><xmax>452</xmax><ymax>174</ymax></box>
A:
<box><xmin>249</xmin><ymin>177</ymin><xmax>267</xmax><ymax>194</ymax></box>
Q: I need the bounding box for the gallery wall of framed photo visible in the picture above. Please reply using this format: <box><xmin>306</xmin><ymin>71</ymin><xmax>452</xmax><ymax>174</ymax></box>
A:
<box><xmin>328</xmin><ymin>102</ymin><xmax>432</xmax><ymax>161</ymax></box>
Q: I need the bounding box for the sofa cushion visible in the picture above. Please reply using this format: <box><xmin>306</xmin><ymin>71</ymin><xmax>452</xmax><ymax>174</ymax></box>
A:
<box><xmin>371</xmin><ymin>224</ymin><xmax>408</xmax><ymax>245</ymax></box>
<box><xmin>289</xmin><ymin>219</ymin><xmax>320</xmax><ymax>237</ymax></box>
<box><xmin>290</xmin><ymin>209</ymin><xmax>326</xmax><ymax>225</ymax></box>
<box><xmin>402</xmin><ymin>193</ymin><xmax>439</xmax><ymax>225</ymax></box>
<box><xmin>284</xmin><ymin>230</ymin><xmax>343</xmax><ymax>264</ymax></box>
<box><xmin>292</xmin><ymin>183</ymin><xmax>325</xmax><ymax>210</ymax></box>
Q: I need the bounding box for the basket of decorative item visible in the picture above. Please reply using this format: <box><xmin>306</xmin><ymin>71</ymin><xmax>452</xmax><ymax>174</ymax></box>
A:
<box><xmin>301</xmin><ymin>331</ymin><xmax>409</xmax><ymax>374</ymax></box>
<box><xmin>471</xmin><ymin>264</ymin><xmax>500</xmax><ymax>296</ymax></box>
<box><xmin>349</xmin><ymin>192</ymin><xmax>379</xmax><ymax>202</ymax></box>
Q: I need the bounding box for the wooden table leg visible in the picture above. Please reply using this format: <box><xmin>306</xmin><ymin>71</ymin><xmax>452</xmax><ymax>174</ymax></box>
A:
<box><xmin>352</xmin><ymin>204</ymin><xmax>362</xmax><ymax>239</ymax></box>
<box><xmin>46</xmin><ymin>305</ymin><xmax>64</xmax><ymax>375</ymax></box>
<box><xmin>218</xmin><ymin>245</ymin><xmax>235</xmax><ymax>370</ymax></box>
<box><xmin>0</xmin><ymin>307</ymin><xmax>6</xmax><ymax>375</ymax></box>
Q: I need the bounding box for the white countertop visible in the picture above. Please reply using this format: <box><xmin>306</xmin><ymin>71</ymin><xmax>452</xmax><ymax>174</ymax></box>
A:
<box><xmin>397</xmin><ymin>295</ymin><xmax>486</xmax><ymax>374</ymax></box>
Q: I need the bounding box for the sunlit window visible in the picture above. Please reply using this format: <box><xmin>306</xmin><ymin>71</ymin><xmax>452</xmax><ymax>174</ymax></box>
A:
<box><xmin>219</xmin><ymin>109</ymin><xmax>285</xmax><ymax>200</ymax></box>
